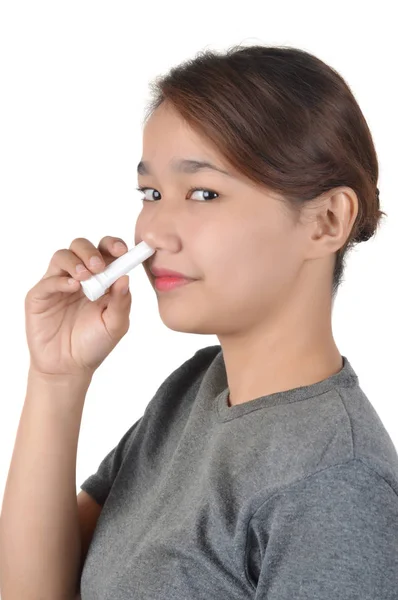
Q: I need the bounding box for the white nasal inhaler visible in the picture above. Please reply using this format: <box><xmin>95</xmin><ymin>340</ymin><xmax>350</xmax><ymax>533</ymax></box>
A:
<box><xmin>81</xmin><ymin>241</ymin><xmax>155</xmax><ymax>302</ymax></box>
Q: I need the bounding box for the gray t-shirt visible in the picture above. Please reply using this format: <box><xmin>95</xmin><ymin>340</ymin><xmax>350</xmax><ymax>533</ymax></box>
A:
<box><xmin>79</xmin><ymin>345</ymin><xmax>398</xmax><ymax>599</ymax></box>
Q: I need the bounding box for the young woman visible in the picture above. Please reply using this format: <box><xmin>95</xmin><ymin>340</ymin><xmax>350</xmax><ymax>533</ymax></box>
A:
<box><xmin>2</xmin><ymin>44</ymin><xmax>396</xmax><ymax>600</ymax></box>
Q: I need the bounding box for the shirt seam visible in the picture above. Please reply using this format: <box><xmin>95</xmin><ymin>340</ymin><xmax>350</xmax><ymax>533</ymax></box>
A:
<box><xmin>243</xmin><ymin>457</ymin><xmax>398</xmax><ymax>590</ymax></box>
<box><xmin>335</xmin><ymin>387</ymin><xmax>355</xmax><ymax>459</ymax></box>
<box><xmin>217</xmin><ymin>377</ymin><xmax>358</xmax><ymax>422</ymax></box>
<box><xmin>335</xmin><ymin>388</ymin><xmax>398</xmax><ymax>497</ymax></box>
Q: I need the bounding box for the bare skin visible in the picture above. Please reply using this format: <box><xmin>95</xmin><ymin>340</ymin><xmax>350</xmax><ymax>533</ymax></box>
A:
<box><xmin>134</xmin><ymin>101</ymin><xmax>359</xmax><ymax>406</ymax></box>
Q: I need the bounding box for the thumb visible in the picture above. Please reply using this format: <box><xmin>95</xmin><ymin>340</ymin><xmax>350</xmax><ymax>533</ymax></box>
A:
<box><xmin>101</xmin><ymin>275</ymin><xmax>131</xmax><ymax>339</ymax></box>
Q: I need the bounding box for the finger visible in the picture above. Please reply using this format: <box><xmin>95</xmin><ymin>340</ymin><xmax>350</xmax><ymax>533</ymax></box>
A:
<box><xmin>42</xmin><ymin>236</ymin><xmax>128</xmax><ymax>280</ymax></box>
<box><xmin>26</xmin><ymin>274</ymin><xmax>83</xmax><ymax>306</ymax></box>
<box><xmin>97</xmin><ymin>236</ymin><xmax>128</xmax><ymax>260</ymax></box>
<box><xmin>102</xmin><ymin>275</ymin><xmax>131</xmax><ymax>338</ymax></box>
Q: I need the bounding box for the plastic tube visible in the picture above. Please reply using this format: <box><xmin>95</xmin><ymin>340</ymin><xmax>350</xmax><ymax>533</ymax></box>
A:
<box><xmin>80</xmin><ymin>241</ymin><xmax>155</xmax><ymax>301</ymax></box>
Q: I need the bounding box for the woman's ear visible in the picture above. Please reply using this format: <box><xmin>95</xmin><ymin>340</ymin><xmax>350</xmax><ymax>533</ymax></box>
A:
<box><xmin>305</xmin><ymin>187</ymin><xmax>359</xmax><ymax>257</ymax></box>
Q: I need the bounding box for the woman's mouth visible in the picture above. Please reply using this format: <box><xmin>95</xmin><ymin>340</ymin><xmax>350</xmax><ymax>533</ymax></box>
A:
<box><xmin>154</xmin><ymin>276</ymin><xmax>194</xmax><ymax>292</ymax></box>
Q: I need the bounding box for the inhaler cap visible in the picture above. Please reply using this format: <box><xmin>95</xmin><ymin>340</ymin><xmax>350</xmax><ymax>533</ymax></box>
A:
<box><xmin>81</xmin><ymin>274</ymin><xmax>108</xmax><ymax>302</ymax></box>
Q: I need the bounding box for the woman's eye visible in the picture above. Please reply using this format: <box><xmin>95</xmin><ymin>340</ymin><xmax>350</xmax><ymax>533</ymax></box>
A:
<box><xmin>135</xmin><ymin>187</ymin><xmax>219</xmax><ymax>202</ymax></box>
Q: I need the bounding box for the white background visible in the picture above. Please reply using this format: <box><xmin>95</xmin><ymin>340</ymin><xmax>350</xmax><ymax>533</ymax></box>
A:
<box><xmin>0</xmin><ymin>0</ymin><xmax>397</xmax><ymax>522</ymax></box>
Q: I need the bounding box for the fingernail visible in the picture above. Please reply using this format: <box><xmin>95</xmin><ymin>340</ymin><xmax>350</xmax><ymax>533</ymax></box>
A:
<box><xmin>114</xmin><ymin>242</ymin><xmax>126</xmax><ymax>252</ymax></box>
<box><xmin>89</xmin><ymin>256</ymin><xmax>103</xmax><ymax>268</ymax></box>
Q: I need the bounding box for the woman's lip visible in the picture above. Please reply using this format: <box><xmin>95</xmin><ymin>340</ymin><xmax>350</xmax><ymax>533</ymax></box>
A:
<box><xmin>154</xmin><ymin>276</ymin><xmax>194</xmax><ymax>291</ymax></box>
<box><xmin>150</xmin><ymin>267</ymin><xmax>193</xmax><ymax>278</ymax></box>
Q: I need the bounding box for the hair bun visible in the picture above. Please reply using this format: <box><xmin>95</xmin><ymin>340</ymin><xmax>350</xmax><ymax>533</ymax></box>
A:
<box><xmin>358</xmin><ymin>187</ymin><xmax>380</xmax><ymax>242</ymax></box>
<box><xmin>358</xmin><ymin>229</ymin><xmax>372</xmax><ymax>242</ymax></box>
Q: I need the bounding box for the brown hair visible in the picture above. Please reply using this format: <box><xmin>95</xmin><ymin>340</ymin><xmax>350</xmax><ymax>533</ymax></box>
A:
<box><xmin>143</xmin><ymin>44</ymin><xmax>387</xmax><ymax>300</ymax></box>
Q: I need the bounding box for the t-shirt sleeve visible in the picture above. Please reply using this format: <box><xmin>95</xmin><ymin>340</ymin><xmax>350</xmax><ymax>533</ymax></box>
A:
<box><xmin>245</xmin><ymin>458</ymin><xmax>398</xmax><ymax>599</ymax></box>
<box><xmin>78</xmin><ymin>344</ymin><xmax>221</xmax><ymax>508</ymax></box>
<box><xmin>79</xmin><ymin>415</ymin><xmax>143</xmax><ymax>506</ymax></box>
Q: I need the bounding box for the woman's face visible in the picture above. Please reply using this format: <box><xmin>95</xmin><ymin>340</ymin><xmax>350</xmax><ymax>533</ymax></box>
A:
<box><xmin>134</xmin><ymin>102</ymin><xmax>309</xmax><ymax>335</ymax></box>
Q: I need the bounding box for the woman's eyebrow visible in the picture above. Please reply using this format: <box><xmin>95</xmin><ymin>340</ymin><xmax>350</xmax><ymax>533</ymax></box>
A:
<box><xmin>137</xmin><ymin>159</ymin><xmax>235</xmax><ymax>178</ymax></box>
